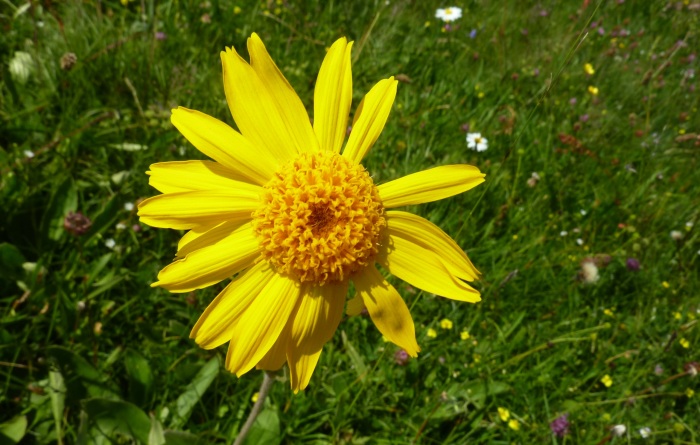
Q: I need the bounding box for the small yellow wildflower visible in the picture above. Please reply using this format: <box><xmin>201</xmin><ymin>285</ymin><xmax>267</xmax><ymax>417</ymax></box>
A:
<box><xmin>603</xmin><ymin>308</ymin><xmax>614</xmax><ymax>317</ymax></box>
<box><xmin>686</xmin><ymin>388</ymin><xmax>695</xmax><ymax>398</ymax></box>
<box><xmin>662</xmin><ymin>281</ymin><xmax>670</xmax><ymax>289</ymax></box>
<box><xmin>233</xmin><ymin>6</ymin><xmax>241</xmax><ymax>14</ymax></box>
<box><xmin>679</xmin><ymin>128</ymin><xmax>686</xmax><ymax>135</ymax></box>
<box><xmin>460</xmin><ymin>329</ymin><xmax>470</xmax><ymax>340</ymax></box>
<box><xmin>427</xmin><ymin>328</ymin><xmax>437</xmax><ymax>338</ymax></box>
<box><xmin>679</xmin><ymin>338</ymin><xmax>690</xmax><ymax>349</ymax></box>
<box><xmin>508</xmin><ymin>419</ymin><xmax>520</xmax><ymax>431</ymax></box>
<box><xmin>440</xmin><ymin>318</ymin><xmax>453</xmax><ymax>330</ymax></box>
<box><xmin>601</xmin><ymin>374</ymin><xmax>613</xmax><ymax>388</ymax></box>
<box><xmin>251</xmin><ymin>392</ymin><xmax>259</xmax><ymax>403</ymax></box>
<box><xmin>424</xmin><ymin>21</ymin><xmax>431</xmax><ymax>27</ymax></box>
<box><xmin>588</xmin><ymin>86</ymin><xmax>599</xmax><ymax>96</ymax></box>
<box><xmin>498</xmin><ymin>407</ymin><xmax>510</xmax><ymax>422</ymax></box>
<box><xmin>674</xmin><ymin>311</ymin><xmax>682</xmax><ymax>320</ymax></box>
<box><xmin>602</xmin><ymin>413</ymin><xmax>611</xmax><ymax>422</ymax></box>
<box><xmin>584</xmin><ymin>63</ymin><xmax>595</xmax><ymax>75</ymax></box>
<box><xmin>477</xmin><ymin>91</ymin><xmax>485</xmax><ymax>99</ymax></box>
<box><xmin>473</xmin><ymin>353</ymin><xmax>481</xmax><ymax>363</ymax></box>
<box><xmin>512</xmin><ymin>234</ymin><xmax>518</xmax><ymax>240</ymax></box>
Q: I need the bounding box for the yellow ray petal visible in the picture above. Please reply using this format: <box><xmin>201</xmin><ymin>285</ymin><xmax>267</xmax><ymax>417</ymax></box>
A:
<box><xmin>176</xmin><ymin>220</ymin><xmax>247</xmax><ymax>259</ymax></box>
<box><xmin>221</xmin><ymin>46</ymin><xmax>298</xmax><ymax>162</ymax></box>
<box><xmin>386</xmin><ymin>211</ymin><xmax>479</xmax><ymax>281</ymax></box>
<box><xmin>190</xmin><ymin>261</ymin><xmax>272</xmax><ymax>349</ymax></box>
<box><xmin>248</xmin><ymin>33</ymin><xmax>318</xmax><ymax>153</ymax></box>
<box><xmin>313</xmin><ymin>38</ymin><xmax>353</xmax><ymax>153</ymax></box>
<box><xmin>378</xmin><ymin>236</ymin><xmax>481</xmax><ymax>303</ymax></box>
<box><xmin>137</xmin><ymin>188</ymin><xmax>259</xmax><ymax>230</ymax></box>
<box><xmin>171</xmin><ymin>107</ymin><xmax>277</xmax><ymax>185</ymax></box>
<box><xmin>346</xmin><ymin>294</ymin><xmax>365</xmax><ymax>316</ymax></box>
<box><xmin>256</xmin><ymin>319</ymin><xmax>291</xmax><ymax>371</ymax></box>
<box><xmin>287</xmin><ymin>281</ymin><xmax>347</xmax><ymax>392</ymax></box>
<box><xmin>152</xmin><ymin>222</ymin><xmax>259</xmax><ymax>292</ymax></box>
<box><xmin>225</xmin><ymin>272</ymin><xmax>301</xmax><ymax>376</ymax></box>
<box><xmin>147</xmin><ymin>160</ymin><xmax>252</xmax><ymax>194</ymax></box>
<box><xmin>342</xmin><ymin>78</ymin><xmax>397</xmax><ymax>164</ymax></box>
<box><xmin>352</xmin><ymin>266</ymin><xmax>420</xmax><ymax>356</ymax></box>
<box><xmin>377</xmin><ymin>165</ymin><xmax>485</xmax><ymax>208</ymax></box>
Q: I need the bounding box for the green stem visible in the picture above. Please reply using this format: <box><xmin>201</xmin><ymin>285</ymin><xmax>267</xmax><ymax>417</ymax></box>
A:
<box><xmin>233</xmin><ymin>371</ymin><xmax>275</xmax><ymax>445</ymax></box>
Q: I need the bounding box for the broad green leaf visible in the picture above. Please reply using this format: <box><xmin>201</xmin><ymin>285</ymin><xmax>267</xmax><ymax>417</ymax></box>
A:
<box><xmin>0</xmin><ymin>243</ymin><xmax>25</xmax><ymax>283</ymax></box>
<box><xmin>0</xmin><ymin>416</ymin><xmax>27</xmax><ymax>444</ymax></box>
<box><xmin>48</xmin><ymin>370</ymin><xmax>66</xmax><ymax>442</ymax></box>
<box><xmin>124</xmin><ymin>348</ymin><xmax>154</xmax><ymax>405</ymax></box>
<box><xmin>242</xmin><ymin>409</ymin><xmax>281</xmax><ymax>445</ymax></box>
<box><xmin>81</xmin><ymin>398</ymin><xmax>150</xmax><ymax>444</ymax></box>
<box><xmin>171</xmin><ymin>357</ymin><xmax>219</xmax><ymax>428</ymax></box>
<box><xmin>148</xmin><ymin>415</ymin><xmax>165</xmax><ymax>445</ymax></box>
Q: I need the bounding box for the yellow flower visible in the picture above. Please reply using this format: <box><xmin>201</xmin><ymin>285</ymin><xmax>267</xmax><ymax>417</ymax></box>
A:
<box><xmin>508</xmin><ymin>419</ymin><xmax>520</xmax><ymax>431</ymax></box>
<box><xmin>662</xmin><ymin>281</ymin><xmax>670</xmax><ymax>289</ymax></box>
<box><xmin>427</xmin><ymin>328</ymin><xmax>438</xmax><ymax>338</ymax></box>
<box><xmin>498</xmin><ymin>407</ymin><xmax>510</xmax><ymax>422</ymax></box>
<box><xmin>588</xmin><ymin>85</ymin><xmax>599</xmax><ymax>96</ymax></box>
<box><xmin>460</xmin><ymin>329</ymin><xmax>470</xmax><ymax>340</ymax></box>
<box><xmin>584</xmin><ymin>63</ymin><xmax>595</xmax><ymax>75</ymax></box>
<box><xmin>679</xmin><ymin>338</ymin><xmax>690</xmax><ymax>349</ymax></box>
<box><xmin>138</xmin><ymin>34</ymin><xmax>485</xmax><ymax>393</ymax></box>
<box><xmin>673</xmin><ymin>311</ymin><xmax>682</xmax><ymax>320</ymax></box>
<box><xmin>440</xmin><ymin>318</ymin><xmax>453</xmax><ymax>330</ymax></box>
<box><xmin>233</xmin><ymin>6</ymin><xmax>241</xmax><ymax>14</ymax></box>
<box><xmin>251</xmin><ymin>392</ymin><xmax>259</xmax><ymax>402</ymax></box>
<box><xmin>603</xmin><ymin>308</ymin><xmax>614</xmax><ymax>317</ymax></box>
<box><xmin>686</xmin><ymin>388</ymin><xmax>695</xmax><ymax>398</ymax></box>
<box><xmin>601</xmin><ymin>374</ymin><xmax>613</xmax><ymax>387</ymax></box>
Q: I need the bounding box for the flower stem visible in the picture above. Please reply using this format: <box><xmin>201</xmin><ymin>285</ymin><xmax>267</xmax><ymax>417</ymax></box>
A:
<box><xmin>232</xmin><ymin>371</ymin><xmax>275</xmax><ymax>445</ymax></box>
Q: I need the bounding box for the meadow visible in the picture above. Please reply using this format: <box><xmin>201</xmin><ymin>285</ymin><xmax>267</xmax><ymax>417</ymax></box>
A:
<box><xmin>1</xmin><ymin>0</ymin><xmax>699</xmax><ymax>443</ymax></box>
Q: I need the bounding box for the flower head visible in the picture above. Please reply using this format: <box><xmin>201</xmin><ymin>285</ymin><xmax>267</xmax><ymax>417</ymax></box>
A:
<box><xmin>639</xmin><ymin>427</ymin><xmax>651</xmax><ymax>439</ymax></box>
<box><xmin>64</xmin><ymin>211</ymin><xmax>92</xmax><ymax>236</ymax></box>
<box><xmin>588</xmin><ymin>85</ymin><xmax>599</xmax><ymax>95</ymax></box>
<box><xmin>435</xmin><ymin>7</ymin><xmax>462</xmax><ymax>22</ymax></box>
<box><xmin>508</xmin><ymin>419</ymin><xmax>520</xmax><ymax>430</ymax></box>
<box><xmin>584</xmin><ymin>63</ymin><xmax>595</xmax><ymax>75</ymax></box>
<box><xmin>466</xmin><ymin>132</ymin><xmax>488</xmax><ymax>152</ymax></box>
<box><xmin>138</xmin><ymin>34</ymin><xmax>485</xmax><ymax>392</ymax></box>
<box><xmin>550</xmin><ymin>413</ymin><xmax>570</xmax><ymax>438</ymax></box>
<box><xmin>439</xmin><ymin>318</ymin><xmax>453</xmax><ymax>330</ymax></box>
<box><xmin>497</xmin><ymin>407</ymin><xmax>510</xmax><ymax>422</ymax></box>
<box><xmin>394</xmin><ymin>349</ymin><xmax>410</xmax><ymax>366</ymax></box>
<box><xmin>600</xmin><ymin>374</ymin><xmax>613</xmax><ymax>387</ymax></box>
<box><xmin>611</xmin><ymin>424</ymin><xmax>626</xmax><ymax>437</ymax></box>
<box><xmin>626</xmin><ymin>257</ymin><xmax>640</xmax><ymax>271</ymax></box>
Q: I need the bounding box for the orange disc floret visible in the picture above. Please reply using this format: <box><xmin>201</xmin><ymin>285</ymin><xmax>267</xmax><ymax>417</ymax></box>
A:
<box><xmin>253</xmin><ymin>151</ymin><xmax>384</xmax><ymax>284</ymax></box>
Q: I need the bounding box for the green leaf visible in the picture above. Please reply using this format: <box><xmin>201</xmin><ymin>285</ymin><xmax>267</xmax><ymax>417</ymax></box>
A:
<box><xmin>46</xmin><ymin>346</ymin><xmax>120</xmax><ymax>401</ymax></box>
<box><xmin>48</xmin><ymin>370</ymin><xmax>66</xmax><ymax>442</ymax></box>
<box><xmin>148</xmin><ymin>414</ymin><xmax>166</xmax><ymax>445</ymax></box>
<box><xmin>242</xmin><ymin>409</ymin><xmax>281</xmax><ymax>445</ymax></box>
<box><xmin>81</xmin><ymin>398</ymin><xmax>150</xmax><ymax>444</ymax></box>
<box><xmin>83</xmin><ymin>195</ymin><xmax>121</xmax><ymax>246</ymax></box>
<box><xmin>171</xmin><ymin>357</ymin><xmax>219</xmax><ymax>428</ymax></box>
<box><xmin>0</xmin><ymin>416</ymin><xmax>27</xmax><ymax>444</ymax></box>
<box><xmin>124</xmin><ymin>348</ymin><xmax>154</xmax><ymax>405</ymax></box>
<box><xmin>40</xmin><ymin>177</ymin><xmax>78</xmax><ymax>242</ymax></box>
<box><xmin>0</xmin><ymin>243</ymin><xmax>25</xmax><ymax>283</ymax></box>
<box><xmin>163</xmin><ymin>430</ymin><xmax>206</xmax><ymax>445</ymax></box>
<box><xmin>341</xmin><ymin>331</ymin><xmax>368</xmax><ymax>378</ymax></box>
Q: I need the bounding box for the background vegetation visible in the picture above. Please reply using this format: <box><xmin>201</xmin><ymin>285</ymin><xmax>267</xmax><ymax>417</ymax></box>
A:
<box><xmin>1</xmin><ymin>0</ymin><xmax>698</xmax><ymax>443</ymax></box>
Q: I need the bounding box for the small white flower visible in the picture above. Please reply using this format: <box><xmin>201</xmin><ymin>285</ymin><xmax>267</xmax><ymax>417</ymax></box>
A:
<box><xmin>670</xmin><ymin>230</ymin><xmax>683</xmax><ymax>241</ymax></box>
<box><xmin>576</xmin><ymin>238</ymin><xmax>584</xmax><ymax>246</ymax></box>
<box><xmin>435</xmin><ymin>6</ymin><xmax>462</xmax><ymax>22</ymax></box>
<box><xmin>639</xmin><ymin>427</ymin><xmax>651</xmax><ymax>439</ymax></box>
<box><xmin>611</xmin><ymin>424</ymin><xmax>626</xmax><ymax>437</ymax></box>
<box><xmin>580</xmin><ymin>209</ymin><xmax>587</xmax><ymax>216</ymax></box>
<box><xmin>23</xmin><ymin>150</ymin><xmax>35</xmax><ymax>158</ymax></box>
<box><xmin>560</xmin><ymin>231</ymin><xmax>568</xmax><ymax>237</ymax></box>
<box><xmin>686</xmin><ymin>221</ymin><xmax>693</xmax><ymax>228</ymax></box>
<box><xmin>466</xmin><ymin>132</ymin><xmax>488</xmax><ymax>152</ymax></box>
<box><xmin>124</xmin><ymin>202</ymin><xmax>135</xmax><ymax>211</ymax></box>
<box><xmin>116</xmin><ymin>222</ymin><xmax>127</xmax><ymax>231</ymax></box>
<box><xmin>105</xmin><ymin>238</ymin><xmax>116</xmax><ymax>249</ymax></box>
<box><xmin>581</xmin><ymin>261</ymin><xmax>599</xmax><ymax>284</ymax></box>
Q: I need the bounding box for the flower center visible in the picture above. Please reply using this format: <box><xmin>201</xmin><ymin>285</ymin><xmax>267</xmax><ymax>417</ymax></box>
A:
<box><xmin>252</xmin><ymin>151</ymin><xmax>385</xmax><ymax>285</ymax></box>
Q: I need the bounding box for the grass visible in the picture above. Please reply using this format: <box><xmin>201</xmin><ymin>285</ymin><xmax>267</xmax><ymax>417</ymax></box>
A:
<box><xmin>1</xmin><ymin>0</ymin><xmax>699</xmax><ymax>443</ymax></box>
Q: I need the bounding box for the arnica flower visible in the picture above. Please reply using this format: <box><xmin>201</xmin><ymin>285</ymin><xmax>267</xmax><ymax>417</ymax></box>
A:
<box><xmin>137</xmin><ymin>34</ymin><xmax>484</xmax><ymax>392</ymax></box>
<box><xmin>435</xmin><ymin>7</ymin><xmax>462</xmax><ymax>22</ymax></box>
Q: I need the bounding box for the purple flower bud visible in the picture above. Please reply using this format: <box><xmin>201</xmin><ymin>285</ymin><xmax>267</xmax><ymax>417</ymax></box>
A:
<box><xmin>394</xmin><ymin>349</ymin><xmax>410</xmax><ymax>366</ymax></box>
<box><xmin>550</xmin><ymin>413</ymin><xmax>570</xmax><ymax>438</ymax></box>
<box><xmin>469</xmin><ymin>29</ymin><xmax>477</xmax><ymax>39</ymax></box>
<box><xmin>626</xmin><ymin>258</ymin><xmax>640</xmax><ymax>271</ymax></box>
<box><xmin>579</xmin><ymin>114</ymin><xmax>589</xmax><ymax>122</ymax></box>
<box><xmin>64</xmin><ymin>211</ymin><xmax>92</xmax><ymax>236</ymax></box>
<box><xmin>460</xmin><ymin>123</ymin><xmax>471</xmax><ymax>133</ymax></box>
<box><xmin>155</xmin><ymin>31</ymin><xmax>167</xmax><ymax>40</ymax></box>
<box><xmin>569</xmin><ymin>97</ymin><xmax>577</xmax><ymax>105</ymax></box>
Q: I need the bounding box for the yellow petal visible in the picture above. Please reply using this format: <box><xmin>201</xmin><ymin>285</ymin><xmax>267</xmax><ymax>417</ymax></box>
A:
<box><xmin>378</xmin><ymin>165</ymin><xmax>485</xmax><ymax>208</ymax></box>
<box><xmin>256</xmin><ymin>319</ymin><xmax>291</xmax><ymax>371</ymax></box>
<box><xmin>342</xmin><ymin>78</ymin><xmax>397</xmax><ymax>164</ymax></box>
<box><xmin>190</xmin><ymin>261</ymin><xmax>272</xmax><ymax>349</ymax></box>
<box><xmin>248</xmin><ymin>33</ymin><xmax>319</xmax><ymax>153</ymax></box>
<box><xmin>313</xmin><ymin>38</ymin><xmax>353</xmax><ymax>153</ymax></box>
<box><xmin>225</xmin><ymin>272</ymin><xmax>300</xmax><ymax>376</ymax></box>
<box><xmin>171</xmin><ymin>107</ymin><xmax>277</xmax><ymax>185</ymax></box>
<box><xmin>221</xmin><ymin>46</ymin><xmax>298</xmax><ymax>162</ymax></box>
<box><xmin>137</xmin><ymin>188</ymin><xmax>259</xmax><ymax>230</ymax></box>
<box><xmin>147</xmin><ymin>160</ymin><xmax>253</xmax><ymax>194</ymax></box>
<box><xmin>152</xmin><ymin>222</ymin><xmax>259</xmax><ymax>292</ymax></box>
<box><xmin>352</xmin><ymin>267</ymin><xmax>420</xmax><ymax>356</ymax></box>
<box><xmin>177</xmin><ymin>220</ymin><xmax>246</xmax><ymax>258</ymax></box>
<box><xmin>346</xmin><ymin>294</ymin><xmax>365</xmax><ymax>316</ymax></box>
<box><xmin>386</xmin><ymin>211</ymin><xmax>479</xmax><ymax>281</ymax></box>
<box><xmin>378</xmin><ymin>236</ymin><xmax>481</xmax><ymax>303</ymax></box>
<box><xmin>287</xmin><ymin>281</ymin><xmax>347</xmax><ymax>392</ymax></box>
